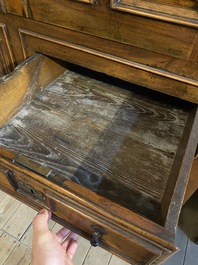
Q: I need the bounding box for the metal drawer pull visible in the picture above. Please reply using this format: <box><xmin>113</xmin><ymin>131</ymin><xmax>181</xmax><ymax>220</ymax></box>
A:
<box><xmin>90</xmin><ymin>227</ymin><xmax>106</xmax><ymax>247</ymax></box>
<box><xmin>14</xmin><ymin>154</ymin><xmax>54</xmax><ymax>178</ymax></box>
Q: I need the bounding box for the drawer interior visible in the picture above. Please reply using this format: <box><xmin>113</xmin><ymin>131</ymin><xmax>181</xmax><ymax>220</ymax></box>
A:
<box><xmin>0</xmin><ymin>54</ymin><xmax>197</xmax><ymax>225</ymax></box>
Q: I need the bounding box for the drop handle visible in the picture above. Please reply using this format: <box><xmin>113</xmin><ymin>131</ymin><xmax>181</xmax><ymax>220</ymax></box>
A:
<box><xmin>90</xmin><ymin>227</ymin><xmax>106</xmax><ymax>247</ymax></box>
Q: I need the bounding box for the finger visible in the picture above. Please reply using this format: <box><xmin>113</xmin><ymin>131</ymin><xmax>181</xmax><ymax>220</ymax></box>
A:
<box><xmin>56</xmin><ymin>227</ymin><xmax>71</xmax><ymax>242</ymax></box>
<box><xmin>62</xmin><ymin>232</ymin><xmax>78</xmax><ymax>249</ymax></box>
<box><xmin>66</xmin><ymin>240</ymin><xmax>78</xmax><ymax>260</ymax></box>
<box><xmin>32</xmin><ymin>209</ymin><xmax>51</xmax><ymax>233</ymax></box>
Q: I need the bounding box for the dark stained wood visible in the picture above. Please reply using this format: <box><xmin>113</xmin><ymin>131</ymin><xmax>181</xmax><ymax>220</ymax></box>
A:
<box><xmin>161</xmin><ymin>107</ymin><xmax>198</xmax><ymax>233</ymax></box>
<box><xmin>0</xmin><ymin>8</ymin><xmax>198</xmax><ymax>103</ymax></box>
<box><xmin>2</xmin><ymin>54</ymin><xmax>195</xmax><ymax>264</ymax></box>
<box><xmin>110</xmin><ymin>0</ymin><xmax>198</xmax><ymax>27</ymax></box>
<box><xmin>0</xmin><ymin>64</ymin><xmax>193</xmax><ymax>222</ymax></box>
<box><xmin>46</xmin><ymin>190</ymin><xmax>163</xmax><ymax>265</ymax></box>
<box><xmin>0</xmin><ymin>147</ymin><xmax>176</xmax><ymax>245</ymax></box>
<box><xmin>1</xmin><ymin>0</ymin><xmax>198</xmax><ymax>263</ymax></box>
<box><xmin>0</xmin><ymin>154</ymin><xmax>177</xmax><ymax>264</ymax></box>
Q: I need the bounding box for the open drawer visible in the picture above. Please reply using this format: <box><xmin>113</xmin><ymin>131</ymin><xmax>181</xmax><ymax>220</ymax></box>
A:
<box><xmin>0</xmin><ymin>54</ymin><xmax>198</xmax><ymax>265</ymax></box>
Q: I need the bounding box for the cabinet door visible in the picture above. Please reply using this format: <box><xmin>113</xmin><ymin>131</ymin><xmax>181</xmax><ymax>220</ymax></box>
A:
<box><xmin>0</xmin><ymin>23</ymin><xmax>15</xmax><ymax>76</ymax></box>
<box><xmin>111</xmin><ymin>0</ymin><xmax>198</xmax><ymax>26</ymax></box>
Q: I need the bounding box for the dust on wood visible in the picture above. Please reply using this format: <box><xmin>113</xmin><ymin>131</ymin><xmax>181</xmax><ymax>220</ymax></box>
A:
<box><xmin>0</xmin><ymin>69</ymin><xmax>190</xmax><ymax>221</ymax></box>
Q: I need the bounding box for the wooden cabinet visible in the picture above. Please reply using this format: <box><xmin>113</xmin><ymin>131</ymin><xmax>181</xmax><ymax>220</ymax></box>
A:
<box><xmin>0</xmin><ymin>0</ymin><xmax>198</xmax><ymax>264</ymax></box>
<box><xmin>0</xmin><ymin>0</ymin><xmax>198</xmax><ymax>102</ymax></box>
<box><xmin>0</xmin><ymin>53</ymin><xmax>197</xmax><ymax>265</ymax></box>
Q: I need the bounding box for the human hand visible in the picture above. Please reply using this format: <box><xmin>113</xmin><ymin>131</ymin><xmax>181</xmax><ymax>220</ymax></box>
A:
<box><xmin>32</xmin><ymin>209</ymin><xmax>78</xmax><ymax>265</ymax></box>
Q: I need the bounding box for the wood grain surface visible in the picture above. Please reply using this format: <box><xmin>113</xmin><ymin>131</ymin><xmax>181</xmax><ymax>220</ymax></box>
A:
<box><xmin>0</xmin><ymin>53</ymin><xmax>65</xmax><ymax>127</ymax></box>
<box><xmin>0</xmin><ymin>68</ymin><xmax>192</xmax><ymax>221</ymax></box>
<box><xmin>1</xmin><ymin>10</ymin><xmax>198</xmax><ymax>103</ymax></box>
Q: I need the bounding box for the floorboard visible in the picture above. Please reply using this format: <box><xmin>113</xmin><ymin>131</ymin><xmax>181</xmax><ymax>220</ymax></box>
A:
<box><xmin>72</xmin><ymin>237</ymin><xmax>91</xmax><ymax>265</ymax></box>
<box><xmin>82</xmin><ymin>246</ymin><xmax>112</xmax><ymax>265</ymax></box>
<box><xmin>3</xmin><ymin>204</ymin><xmax>36</xmax><ymax>240</ymax></box>
<box><xmin>0</xmin><ymin>190</ymin><xmax>6</xmax><ymax>201</ymax></box>
<box><xmin>3</xmin><ymin>243</ymin><xmax>32</xmax><ymax>265</ymax></box>
<box><xmin>108</xmin><ymin>255</ymin><xmax>130</xmax><ymax>265</ymax></box>
<box><xmin>0</xmin><ymin>195</ymin><xmax>21</xmax><ymax>229</ymax></box>
<box><xmin>0</xmin><ymin>233</ymin><xmax>17</xmax><ymax>264</ymax></box>
<box><xmin>0</xmin><ymin>190</ymin><xmax>198</xmax><ymax>265</ymax></box>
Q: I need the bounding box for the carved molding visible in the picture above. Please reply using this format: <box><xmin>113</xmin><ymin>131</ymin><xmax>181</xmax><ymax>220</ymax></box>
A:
<box><xmin>75</xmin><ymin>0</ymin><xmax>98</xmax><ymax>5</ymax></box>
<box><xmin>21</xmin><ymin>0</ymin><xmax>33</xmax><ymax>18</ymax></box>
<box><xmin>18</xmin><ymin>28</ymin><xmax>198</xmax><ymax>88</ymax></box>
<box><xmin>4</xmin><ymin>0</ymin><xmax>96</xmax><ymax>17</ymax></box>
<box><xmin>2</xmin><ymin>0</ymin><xmax>33</xmax><ymax>17</ymax></box>
<box><xmin>0</xmin><ymin>45</ymin><xmax>7</xmax><ymax>76</ymax></box>
<box><xmin>0</xmin><ymin>23</ymin><xmax>15</xmax><ymax>74</ymax></box>
<box><xmin>110</xmin><ymin>0</ymin><xmax>198</xmax><ymax>28</ymax></box>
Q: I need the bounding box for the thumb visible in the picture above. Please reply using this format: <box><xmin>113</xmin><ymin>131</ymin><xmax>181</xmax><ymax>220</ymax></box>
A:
<box><xmin>32</xmin><ymin>209</ymin><xmax>51</xmax><ymax>233</ymax></box>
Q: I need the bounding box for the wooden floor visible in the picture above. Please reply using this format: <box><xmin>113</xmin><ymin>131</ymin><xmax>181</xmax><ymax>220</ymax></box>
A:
<box><xmin>0</xmin><ymin>189</ymin><xmax>198</xmax><ymax>265</ymax></box>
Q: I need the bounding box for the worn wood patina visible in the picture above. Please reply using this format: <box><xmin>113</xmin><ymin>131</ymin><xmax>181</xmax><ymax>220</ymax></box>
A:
<box><xmin>0</xmin><ymin>57</ymin><xmax>195</xmax><ymax>222</ymax></box>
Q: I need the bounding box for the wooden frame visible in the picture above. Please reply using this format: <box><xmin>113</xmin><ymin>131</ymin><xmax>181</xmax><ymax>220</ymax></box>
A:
<box><xmin>110</xmin><ymin>0</ymin><xmax>198</xmax><ymax>28</ymax></box>
<box><xmin>1</xmin><ymin>10</ymin><xmax>198</xmax><ymax>103</ymax></box>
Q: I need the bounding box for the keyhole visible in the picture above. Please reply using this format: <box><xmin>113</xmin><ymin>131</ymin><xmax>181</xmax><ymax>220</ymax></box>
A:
<box><xmin>30</xmin><ymin>189</ymin><xmax>34</xmax><ymax>194</ymax></box>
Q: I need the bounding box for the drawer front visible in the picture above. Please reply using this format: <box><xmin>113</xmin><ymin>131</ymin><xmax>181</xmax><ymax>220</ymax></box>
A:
<box><xmin>1</xmin><ymin>52</ymin><xmax>195</xmax><ymax>264</ymax></box>
<box><xmin>46</xmin><ymin>191</ymin><xmax>163</xmax><ymax>265</ymax></box>
<box><xmin>2</xmin><ymin>0</ymin><xmax>198</xmax><ymax>62</ymax></box>
<box><xmin>1</xmin><ymin>4</ymin><xmax>198</xmax><ymax>103</ymax></box>
<box><xmin>17</xmin><ymin>25</ymin><xmax>198</xmax><ymax>103</ymax></box>
<box><xmin>0</xmin><ymin>156</ymin><xmax>173</xmax><ymax>265</ymax></box>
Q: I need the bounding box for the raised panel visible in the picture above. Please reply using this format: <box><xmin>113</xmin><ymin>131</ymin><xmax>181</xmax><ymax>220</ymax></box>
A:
<box><xmin>14</xmin><ymin>0</ymin><xmax>198</xmax><ymax>64</ymax></box>
<box><xmin>4</xmin><ymin>0</ymin><xmax>96</xmax><ymax>17</ymax></box>
<box><xmin>18</xmin><ymin>28</ymin><xmax>198</xmax><ymax>103</ymax></box>
<box><xmin>2</xmin><ymin>0</ymin><xmax>33</xmax><ymax>17</ymax></box>
<box><xmin>110</xmin><ymin>0</ymin><xmax>198</xmax><ymax>27</ymax></box>
<box><xmin>0</xmin><ymin>23</ymin><xmax>15</xmax><ymax>76</ymax></box>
